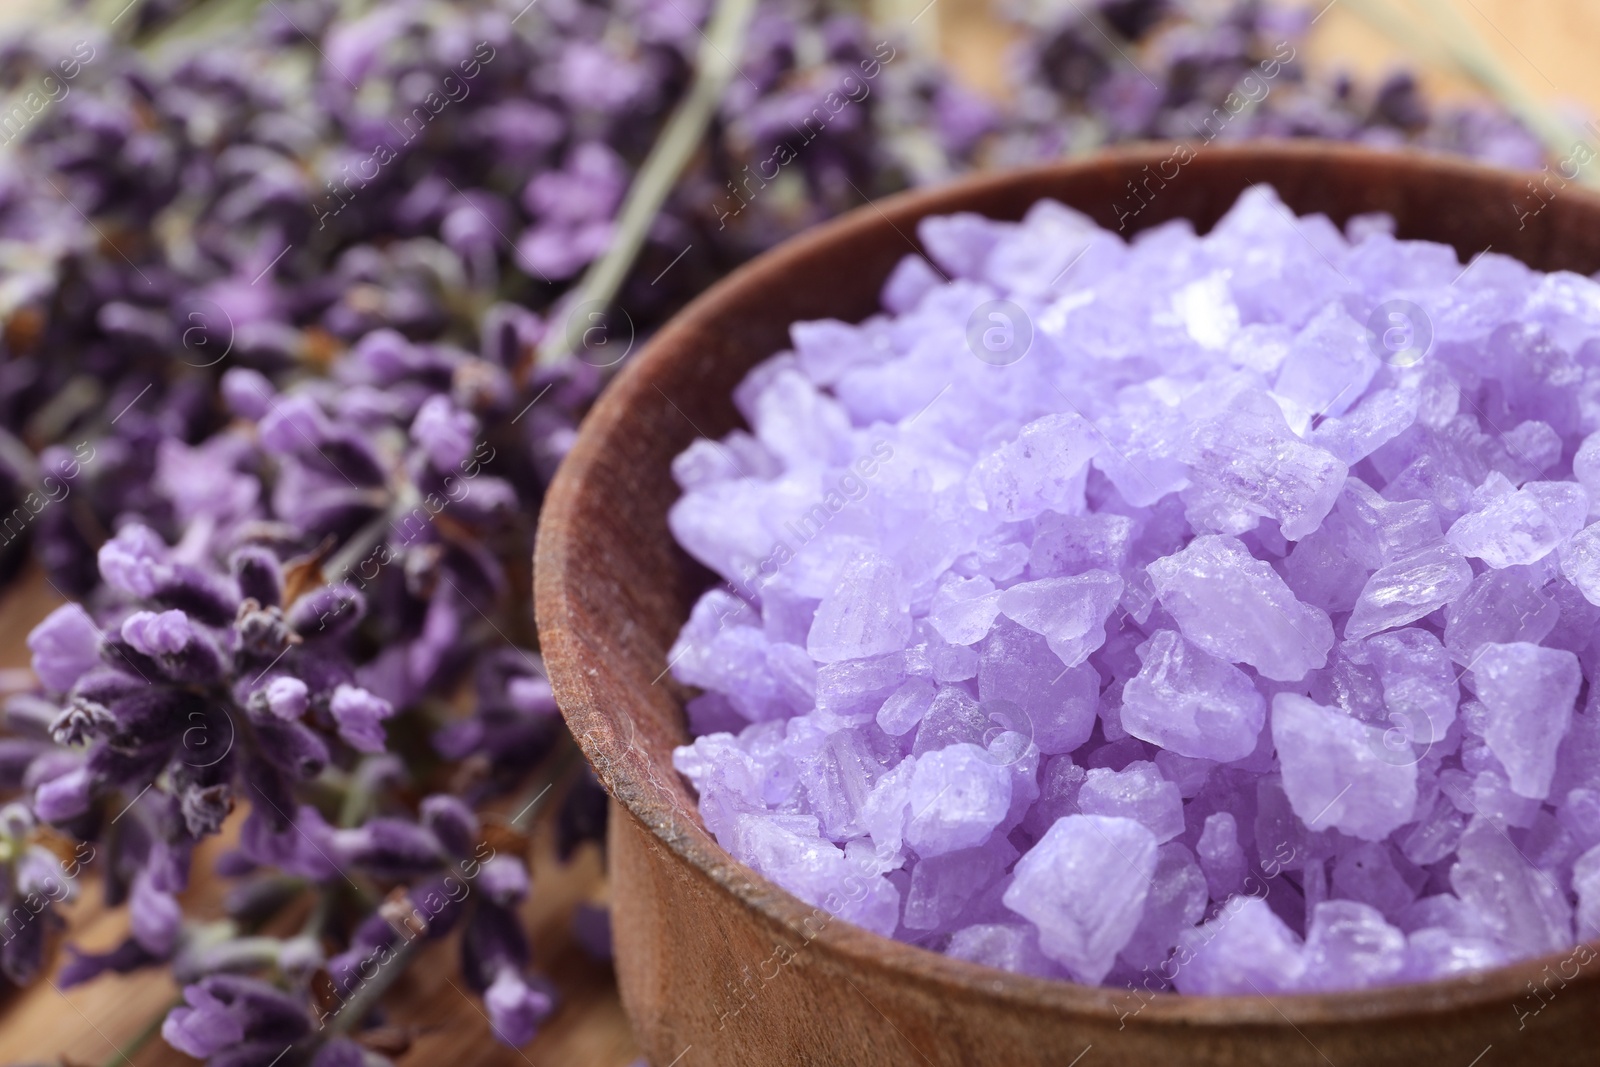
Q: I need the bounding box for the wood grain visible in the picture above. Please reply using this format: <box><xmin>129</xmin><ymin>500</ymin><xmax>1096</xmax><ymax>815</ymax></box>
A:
<box><xmin>536</xmin><ymin>142</ymin><xmax>1600</xmax><ymax>1067</ymax></box>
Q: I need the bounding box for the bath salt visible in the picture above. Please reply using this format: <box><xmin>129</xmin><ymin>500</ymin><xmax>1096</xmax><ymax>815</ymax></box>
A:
<box><xmin>667</xmin><ymin>186</ymin><xmax>1600</xmax><ymax>994</ymax></box>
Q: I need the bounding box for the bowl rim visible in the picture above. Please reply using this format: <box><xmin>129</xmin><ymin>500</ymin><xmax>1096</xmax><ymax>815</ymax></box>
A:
<box><xmin>536</xmin><ymin>140</ymin><xmax>1600</xmax><ymax>1029</ymax></box>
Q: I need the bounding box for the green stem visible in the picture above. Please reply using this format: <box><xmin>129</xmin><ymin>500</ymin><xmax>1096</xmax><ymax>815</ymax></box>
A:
<box><xmin>536</xmin><ymin>0</ymin><xmax>758</xmax><ymax>368</ymax></box>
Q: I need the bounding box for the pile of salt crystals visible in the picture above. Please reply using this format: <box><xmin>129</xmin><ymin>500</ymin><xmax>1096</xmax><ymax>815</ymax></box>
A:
<box><xmin>665</xmin><ymin>185</ymin><xmax>1600</xmax><ymax>994</ymax></box>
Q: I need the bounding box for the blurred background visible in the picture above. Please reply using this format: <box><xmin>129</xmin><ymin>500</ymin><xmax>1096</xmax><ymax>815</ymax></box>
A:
<box><xmin>0</xmin><ymin>1</ymin><xmax>1598</xmax><ymax>1065</ymax></box>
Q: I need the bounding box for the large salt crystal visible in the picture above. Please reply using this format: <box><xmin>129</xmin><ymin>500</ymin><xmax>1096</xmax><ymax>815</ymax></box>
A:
<box><xmin>1196</xmin><ymin>812</ymin><xmax>1247</xmax><ymax>900</ymax></box>
<box><xmin>977</xmin><ymin>617</ymin><xmax>1098</xmax><ymax>754</ymax></box>
<box><xmin>1271</xmin><ymin>694</ymin><xmax>1418</xmax><ymax>840</ymax></box>
<box><xmin>1338</xmin><ymin>479</ymin><xmax>1443</xmax><ymax>567</ymax></box>
<box><xmin>806</xmin><ymin>552</ymin><xmax>913</xmax><ymax>663</ymax></box>
<box><xmin>1558</xmin><ymin>521</ymin><xmax>1600</xmax><ymax>605</ymax></box>
<box><xmin>1028</xmin><ymin>511</ymin><xmax>1133</xmax><ymax>577</ymax></box>
<box><xmin>1077</xmin><ymin>762</ymin><xmax>1185</xmax><ymax>842</ymax></box>
<box><xmin>970</xmin><ymin>413</ymin><xmax>1100</xmax><ymax>521</ymax></box>
<box><xmin>1178</xmin><ymin>390</ymin><xmax>1347</xmax><ymax>540</ymax></box>
<box><xmin>1365</xmin><ymin>628</ymin><xmax>1457</xmax><ymax>743</ymax></box>
<box><xmin>1148</xmin><ymin>535</ymin><xmax>1333</xmax><ymax>681</ymax></box>
<box><xmin>903</xmin><ymin>837</ymin><xmax>1017</xmax><ymax>931</ymax></box>
<box><xmin>946</xmin><ymin>923</ymin><xmax>1057</xmax><ymax>977</ymax></box>
<box><xmin>1442</xmin><ymin>566</ymin><xmax>1560</xmax><ymax>659</ymax></box>
<box><xmin>1470</xmin><ymin>642</ymin><xmax>1579</xmax><ymax>800</ymax></box>
<box><xmin>1449</xmin><ymin>817</ymin><xmax>1572</xmax><ymax>957</ymax></box>
<box><xmin>1574</xmin><ymin>844</ymin><xmax>1600</xmax><ymax>940</ymax></box>
<box><xmin>1300</xmin><ymin>901</ymin><xmax>1407</xmax><ymax>990</ymax></box>
<box><xmin>996</xmin><ymin>570</ymin><xmax>1123</xmax><ymax>669</ymax></box>
<box><xmin>1120</xmin><ymin>843</ymin><xmax>1208</xmax><ymax>971</ymax></box>
<box><xmin>927</xmin><ymin>574</ymin><xmax>1002</xmax><ymax>646</ymax></box>
<box><xmin>1120</xmin><ymin>629</ymin><xmax>1266</xmax><ymax>761</ymax></box>
<box><xmin>1003</xmin><ymin>815</ymin><xmax>1157</xmax><ymax>984</ymax></box>
<box><xmin>904</xmin><ymin>743</ymin><xmax>1013</xmax><ymax>857</ymax></box>
<box><xmin>1344</xmin><ymin>542</ymin><xmax>1474</xmax><ymax>642</ymax></box>
<box><xmin>1446</xmin><ymin>474</ymin><xmax>1588</xmax><ymax>569</ymax></box>
<box><xmin>728</xmin><ymin>813</ymin><xmax>901</xmax><ymax>936</ymax></box>
<box><xmin>1274</xmin><ymin>304</ymin><xmax>1381</xmax><ymax>421</ymax></box>
<box><xmin>1172</xmin><ymin>896</ymin><xmax>1306</xmax><ymax>994</ymax></box>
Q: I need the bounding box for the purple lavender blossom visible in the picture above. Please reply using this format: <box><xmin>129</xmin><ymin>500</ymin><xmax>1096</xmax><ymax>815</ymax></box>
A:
<box><xmin>26</xmin><ymin>605</ymin><xmax>101</xmax><ymax>693</ymax></box>
<box><xmin>328</xmin><ymin>684</ymin><xmax>394</xmax><ymax>754</ymax></box>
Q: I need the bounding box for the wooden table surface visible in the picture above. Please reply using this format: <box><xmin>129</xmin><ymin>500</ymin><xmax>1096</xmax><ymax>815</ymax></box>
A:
<box><xmin>3</xmin><ymin>1</ymin><xmax>1600</xmax><ymax>1065</ymax></box>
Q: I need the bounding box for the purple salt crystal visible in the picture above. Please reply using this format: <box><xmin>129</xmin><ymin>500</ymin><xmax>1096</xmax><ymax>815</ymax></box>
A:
<box><xmin>1450</xmin><ymin>817</ymin><xmax>1572</xmax><ymax>957</ymax></box>
<box><xmin>1120</xmin><ymin>842</ymin><xmax>1208</xmax><ymax>971</ymax></box>
<box><xmin>27</xmin><ymin>604</ymin><xmax>101</xmax><ymax>693</ymax></box>
<box><xmin>1344</xmin><ymin>541</ymin><xmax>1474</xmax><ymax>642</ymax></box>
<box><xmin>904</xmin><ymin>743</ymin><xmax>1013</xmax><ymax>857</ymax></box>
<box><xmin>1179</xmin><ymin>390</ymin><xmax>1347</xmax><ymax>540</ymax></box>
<box><xmin>1574</xmin><ymin>844</ymin><xmax>1600</xmax><ymax>939</ymax></box>
<box><xmin>1470</xmin><ymin>642</ymin><xmax>1579</xmax><ymax>800</ymax></box>
<box><xmin>729</xmin><ymin>813</ymin><xmax>900</xmax><ymax>936</ymax></box>
<box><xmin>969</xmin><ymin>413</ymin><xmax>1099</xmax><ymax>521</ymax></box>
<box><xmin>1028</xmin><ymin>512</ymin><xmax>1133</xmax><ymax>578</ymax></box>
<box><xmin>1404</xmin><ymin>927</ymin><xmax>1509</xmax><ymax>980</ymax></box>
<box><xmin>1197</xmin><ymin>812</ymin><xmax>1247</xmax><ymax>900</ymax></box>
<box><xmin>815</xmin><ymin>654</ymin><xmax>903</xmax><ymax>726</ymax></box>
<box><xmin>793</xmin><ymin>726</ymin><xmax>888</xmax><ymax>841</ymax></box>
<box><xmin>1338</xmin><ymin>479</ymin><xmax>1444</xmax><ymax>567</ymax></box>
<box><xmin>945</xmin><ymin>923</ymin><xmax>1057</xmax><ymax>977</ymax></box>
<box><xmin>1271</xmin><ymin>694</ymin><xmax>1418</xmax><ymax>840</ymax></box>
<box><xmin>881</xmin><ymin>255</ymin><xmax>942</xmax><ymax>315</ymax></box>
<box><xmin>1309</xmin><ymin>388</ymin><xmax>1418</xmax><ymax>465</ymax></box>
<box><xmin>877</xmin><ymin>677</ymin><xmax>936</xmax><ymax>736</ymax></box>
<box><xmin>996</xmin><ymin>570</ymin><xmax>1123</xmax><ymax>669</ymax></box>
<box><xmin>1365</xmin><ymin>628</ymin><xmax>1457</xmax><ymax>743</ymax></box>
<box><xmin>1330</xmin><ymin>841</ymin><xmax>1419</xmax><ymax>914</ymax></box>
<box><xmin>911</xmin><ymin>685</ymin><xmax>988</xmax><ymax>756</ymax></box>
<box><xmin>1077</xmin><ymin>762</ymin><xmax>1184</xmax><ymax>843</ymax></box>
<box><xmin>1558</xmin><ymin>521</ymin><xmax>1600</xmax><ymax>604</ymax></box>
<box><xmin>927</xmin><ymin>574</ymin><xmax>1001</xmax><ymax>646</ymax></box>
<box><xmin>1171</xmin><ymin>896</ymin><xmax>1306</xmax><ymax>994</ymax></box>
<box><xmin>1003</xmin><ymin>814</ymin><xmax>1157</xmax><ymax>984</ymax></box>
<box><xmin>1446</xmin><ymin>474</ymin><xmax>1588</xmax><ymax>568</ymax></box>
<box><xmin>1300</xmin><ymin>901</ymin><xmax>1406</xmax><ymax>990</ymax></box>
<box><xmin>1120</xmin><ymin>629</ymin><xmax>1266</xmax><ymax>761</ymax></box>
<box><xmin>917</xmin><ymin>211</ymin><xmax>1004</xmax><ymax>278</ymax></box>
<box><xmin>1149</xmin><ymin>535</ymin><xmax>1332</xmax><ymax>681</ymax></box>
<box><xmin>1275</xmin><ymin>305</ymin><xmax>1380</xmax><ymax>420</ymax></box>
<box><xmin>903</xmin><ymin>837</ymin><xmax>1017</xmax><ymax>931</ymax></box>
<box><xmin>977</xmin><ymin>617</ymin><xmax>1098</xmax><ymax>754</ymax></box>
<box><xmin>806</xmin><ymin>553</ymin><xmax>912</xmax><ymax>663</ymax></box>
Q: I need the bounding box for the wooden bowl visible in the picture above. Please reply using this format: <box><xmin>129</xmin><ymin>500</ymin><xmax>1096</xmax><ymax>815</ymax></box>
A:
<box><xmin>534</xmin><ymin>142</ymin><xmax>1600</xmax><ymax>1066</ymax></box>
